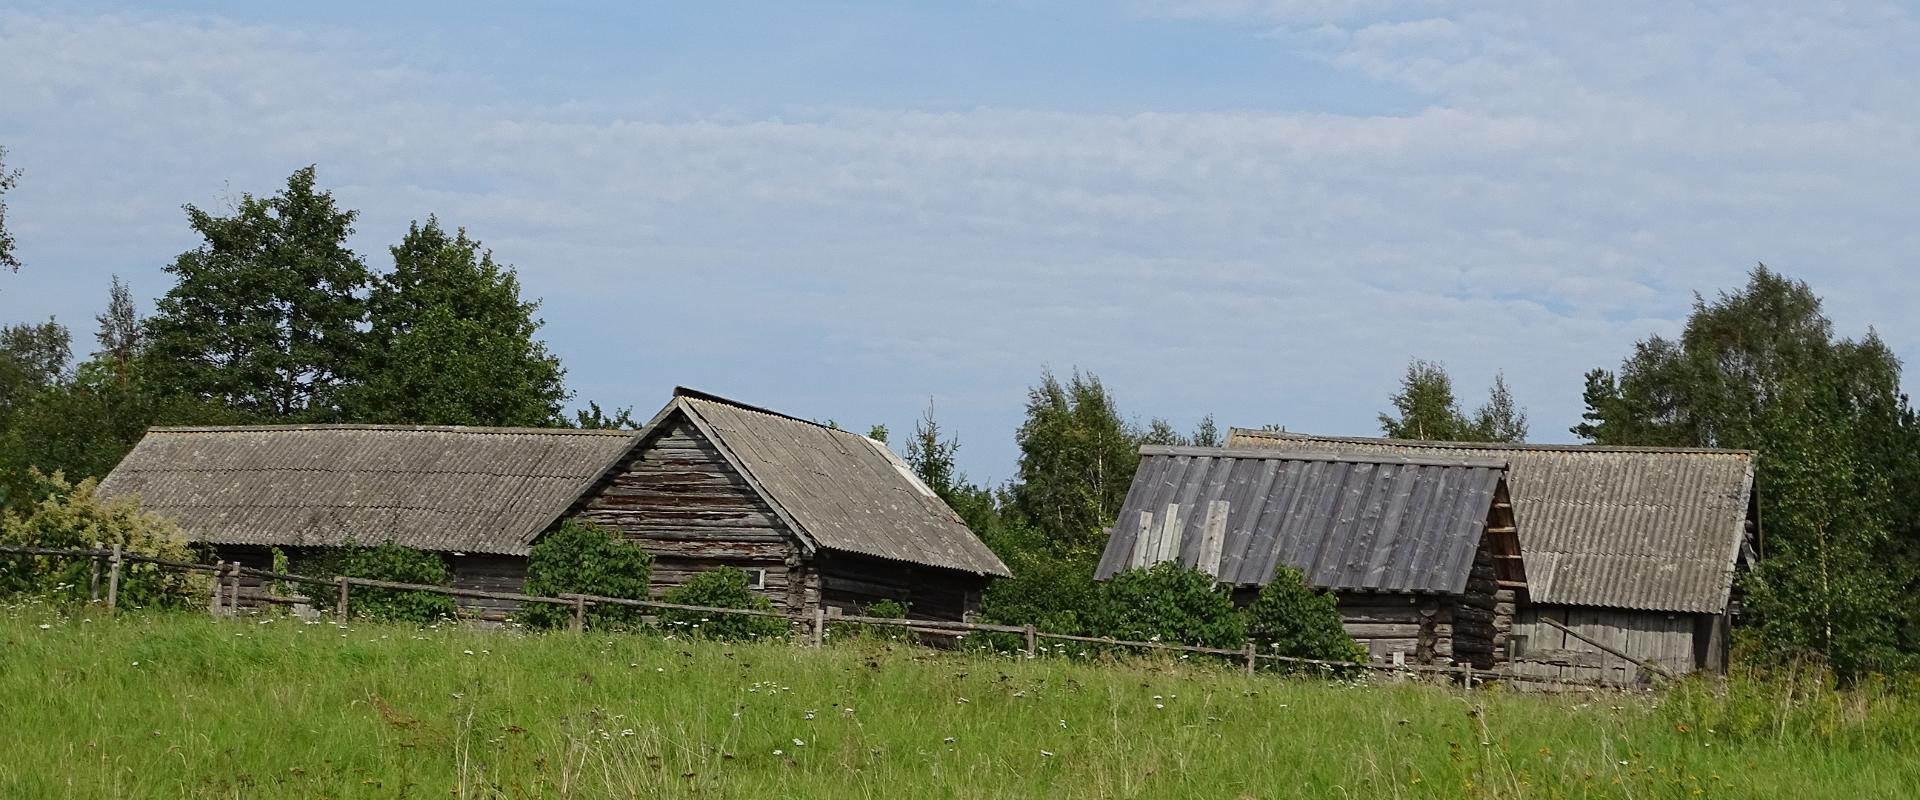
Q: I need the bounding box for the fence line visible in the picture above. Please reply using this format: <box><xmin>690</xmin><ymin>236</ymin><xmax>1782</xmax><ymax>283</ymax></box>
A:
<box><xmin>0</xmin><ymin>544</ymin><xmax>1636</xmax><ymax>690</ymax></box>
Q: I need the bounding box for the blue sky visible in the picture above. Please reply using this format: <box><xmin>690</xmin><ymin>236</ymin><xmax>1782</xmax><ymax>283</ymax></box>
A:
<box><xmin>4</xmin><ymin>2</ymin><xmax>1918</xmax><ymax>484</ymax></box>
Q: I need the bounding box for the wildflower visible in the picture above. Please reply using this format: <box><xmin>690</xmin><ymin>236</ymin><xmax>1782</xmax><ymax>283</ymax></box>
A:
<box><xmin>656</xmin><ymin>668</ymin><xmax>665</xmax><ymax>673</ymax></box>
<box><xmin>131</xmin><ymin>661</ymin><xmax>139</xmax><ymax>666</ymax></box>
<box><xmin>37</xmin><ymin>624</ymin><xmax>49</xmax><ymax>630</ymax></box>
<box><xmin>943</xmin><ymin>737</ymin><xmax>956</xmax><ymax>744</ymax></box>
<box><xmin>621</xmin><ymin>729</ymin><xmax>636</xmax><ymax>737</ymax></box>
<box><xmin>463</xmin><ymin>650</ymin><xmax>475</xmax><ymax>656</ymax></box>
<box><xmin>773</xmin><ymin>749</ymin><xmax>784</xmax><ymax>756</ymax></box>
<box><xmin>1040</xmin><ymin>750</ymin><xmax>1054</xmax><ymax>757</ymax></box>
<box><xmin>792</xmin><ymin>738</ymin><xmax>806</xmax><ymax>747</ymax></box>
<box><xmin>804</xmin><ymin>710</ymin><xmax>816</xmax><ymax>720</ymax></box>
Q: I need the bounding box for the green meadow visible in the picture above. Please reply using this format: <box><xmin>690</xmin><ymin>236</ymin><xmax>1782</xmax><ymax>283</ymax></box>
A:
<box><xmin>2</xmin><ymin>609</ymin><xmax>1915</xmax><ymax>799</ymax></box>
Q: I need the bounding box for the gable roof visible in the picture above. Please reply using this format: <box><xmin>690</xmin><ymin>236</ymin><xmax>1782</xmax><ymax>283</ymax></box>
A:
<box><xmin>643</xmin><ymin>388</ymin><xmax>1011</xmax><ymax>577</ymax></box>
<box><xmin>1096</xmin><ymin>445</ymin><xmax>1513</xmax><ymax>595</ymax></box>
<box><xmin>1226</xmin><ymin>429</ymin><xmax>1754</xmax><ymax>614</ymax></box>
<box><xmin>96</xmin><ymin>425</ymin><xmax>642</xmax><ymax>556</ymax></box>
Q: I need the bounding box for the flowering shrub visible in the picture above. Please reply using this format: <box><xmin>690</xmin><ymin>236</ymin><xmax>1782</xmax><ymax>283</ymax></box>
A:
<box><xmin>659</xmin><ymin>567</ymin><xmax>790</xmax><ymax>641</ymax></box>
<box><xmin>0</xmin><ymin>470</ymin><xmax>202</xmax><ymax>609</ymax></box>
<box><xmin>520</xmin><ymin>519</ymin><xmax>653</xmax><ymax>630</ymax></box>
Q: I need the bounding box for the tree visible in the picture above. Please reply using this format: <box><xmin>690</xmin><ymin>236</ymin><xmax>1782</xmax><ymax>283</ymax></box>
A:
<box><xmin>904</xmin><ymin>399</ymin><xmax>962</xmax><ymax>500</ymax></box>
<box><xmin>145</xmin><ymin>166</ymin><xmax>370</xmax><ymax>419</ymax></box>
<box><xmin>1380</xmin><ymin>360</ymin><xmax>1528</xmax><ymax>443</ymax></box>
<box><xmin>1574</xmin><ymin>266</ymin><xmax>1910</xmax><ymax>674</ymax></box>
<box><xmin>1473</xmin><ymin>372</ymin><xmax>1529</xmax><ymax>443</ymax></box>
<box><xmin>349</xmin><ymin>217</ymin><xmax>567</xmax><ymax>426</ymax></box>
<box><xmin>1011</xmin><ymin>369</ymin><xmax>1141</xmax><ymax>552</ymax></box>
<box><xmin>93</xmin><ymin>276</ymin><xmax>142</xmax><ymax>387</ymax></box>
<box><xmin>0</xmin><ymin>145</ymin><xmax>19</xmax><ymax>274</ymax></box>
<box><xmin>1379</xmin><ymin>360</ymin><xmax>1473</xmax><ymax>441</ymax></box>
<box><xmin>0</xmin><ymin>319</ymin><xmax>69</xmax><ymax>417</ymax></box>
<box><xmin>0</xmin><ymin>471</ymin><xmax>201</xmax><ymax>608</ymax></box>
<box><xmin>1084</xmin><ymin>562</ymin><xmax>1246</xmax><ymax>649</ymax></box>
<box><xmin>572</xmin><ymin>401</ymin><xmax>641</xmax><ymax>430</ymax></box>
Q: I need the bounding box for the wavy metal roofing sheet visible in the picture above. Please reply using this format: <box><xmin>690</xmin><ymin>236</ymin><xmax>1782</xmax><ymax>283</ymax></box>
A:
<box><xmin>1226</xmin><ymin>429</ymin><xmax>1753</xmax><ymax>613</ymax></box>
<box><xmin>96</xmin><ymin>425</ymin><xmax>642</xmax><ymax>555</ymax></box>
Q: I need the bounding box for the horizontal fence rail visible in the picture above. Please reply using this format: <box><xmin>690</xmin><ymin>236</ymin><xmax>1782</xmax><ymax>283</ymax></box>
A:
<box><xmin>0</xmin><ymin>544</ymin><xmax>1642</xmax><ymax>691</ymax></box>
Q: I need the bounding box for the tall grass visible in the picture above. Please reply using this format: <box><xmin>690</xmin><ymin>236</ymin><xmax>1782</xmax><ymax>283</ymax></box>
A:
<box><xmin>1</xmin><ymin>606</ymin><xmax>1915</xmax><ymax>798</ymax></box>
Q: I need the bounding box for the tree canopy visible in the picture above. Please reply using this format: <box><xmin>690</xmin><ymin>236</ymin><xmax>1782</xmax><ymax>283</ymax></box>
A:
<box><xmin>1378</xmin><ymin>360</ymin><xmax>1528</xmax><ymax>443</ymax></box>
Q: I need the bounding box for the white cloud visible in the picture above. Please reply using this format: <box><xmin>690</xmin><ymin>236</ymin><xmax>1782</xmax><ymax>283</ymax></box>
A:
<box><xmin>2</xmin><ymin>6</ymin><xmax>1918</xmax><ymax>479</ymax></box>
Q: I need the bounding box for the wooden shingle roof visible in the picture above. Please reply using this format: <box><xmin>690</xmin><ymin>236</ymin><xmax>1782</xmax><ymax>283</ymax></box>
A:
<box><xmin>96</xmin><ymin>425</ymin><xmax>641</xmax><ymax>555</ymax></box>
<box><xmin>1226</xmin><ymin>429</ymin><xmax>1754</xmax><ymax>614</ymax></box>
<box><xmin>1096</xmin><ymin>446</ymin><xmax>1512</xmax><ymax>595</ymax></box>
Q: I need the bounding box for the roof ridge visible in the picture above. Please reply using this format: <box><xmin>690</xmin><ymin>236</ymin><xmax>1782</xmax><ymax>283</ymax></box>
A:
<box><xmin>1226</xmin><ymin>427</ymin><xmax>1754</xmax><ymax>456</ymax></box>
<box><xmin>147</xmin><ymin>424</ymin><xmax>639</xmax><ymax>437</ymax></box>
<box><xmin>674</xmin><ymin>386</ymin><xmax>876</xmax><ymax>442</ymax></box>
<box><xmin>1140</xmin><ymin>444</ymin><xmax>1508</xmax><ymax>470</ymax></box>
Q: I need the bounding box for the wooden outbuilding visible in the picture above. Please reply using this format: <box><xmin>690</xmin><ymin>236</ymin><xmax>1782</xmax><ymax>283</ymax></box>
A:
<box><xmin>96</xmin><ymin>388</ymin><xmax>1009</xmax><ymax>622</ymax></box>
<box><xmin>1095</xmin><ymin>445</ymin><xmax>1527</xmax><ymax>669</ymax></box>
<box><xmin>1227</xmin><ymin>429</ymin><xmax>1757</xmax><ymax>684</ymax></box>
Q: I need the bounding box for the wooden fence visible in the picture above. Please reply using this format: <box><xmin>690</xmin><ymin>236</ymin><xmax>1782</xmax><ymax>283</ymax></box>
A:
<box><xmin>0</xmin><ymin>544</ymin><xmax>1652</xmax><ymax>690</ymax></box>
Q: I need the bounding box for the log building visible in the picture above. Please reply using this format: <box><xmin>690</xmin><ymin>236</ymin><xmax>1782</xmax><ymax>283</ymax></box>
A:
<box><xmin>1227</xmin><ymin>429</ymin><xmax>1757</xmax><ymax>683</ymax></box>
<box><xmin>96</xmin><ymin>388</ymin><xmax>1009</xmax><ymax>622</ymax></box>
<box><xmin>1095</xmin><ymin>445</ymin><xmax>1527</xmax><ymax>669</ymax></box>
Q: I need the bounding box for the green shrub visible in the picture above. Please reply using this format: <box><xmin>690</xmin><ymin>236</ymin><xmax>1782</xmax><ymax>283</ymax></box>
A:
<box><xmin>520</xmin><ymin>519</ymin><xmax>654</xmax><ymax>630</ymax></box>
<box><xmin>979</xmin><ymin>546</ymin><xmax>1101</xmax><ymax>636</ymax></box>
<box><xmin>1085</xmin><ymin>562</ymin><xmax>1245</xmax><ymax>649</ymax></box>
<box><xmin>832</xmin><ymin>598</ymin><xmax>911</xmax><ymax>643</ymax></box>
<box><xmin>0</xmin><ymin>470</ymin><xmax>202</xmax><ymax>609</ymax></box>
<box><xmin>300</xmin><ymin>541</ymin><xmax>456</xmax><ymax>624</ymax></box>
<box><xmin>1244</xmin><ymin>566</ymin><xmax>1366</xmax><ymax>670</ymax></box>
<box><xmin>659</xmin><ymin>567</ymin><xmax>791</xmax><ymax>641</ymax></box>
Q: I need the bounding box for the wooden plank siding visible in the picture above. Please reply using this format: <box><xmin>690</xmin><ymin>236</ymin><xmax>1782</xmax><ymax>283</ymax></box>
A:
<box><xmin>575</xmin><ymin>415</ymin><xmax>816</xmax><ymax>612</ymax></box>
<box><xmin>1510</xmin><ymin>606</ymin><xmax>1712</xmax><ymax>684</ymax></box>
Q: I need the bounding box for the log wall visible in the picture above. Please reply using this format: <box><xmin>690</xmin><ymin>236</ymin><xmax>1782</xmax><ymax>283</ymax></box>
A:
<box><xmin>576</xmin><ymin>414</ymin><xmax>816</xmax><ymax>612</ymax></box>
<box><xmin>816</xmin><ymin>552</ymin><xmax>987</xmax><ymax>622</ymax></box>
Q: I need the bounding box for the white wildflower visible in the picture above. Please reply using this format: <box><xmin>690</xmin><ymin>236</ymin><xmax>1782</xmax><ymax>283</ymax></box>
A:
<box><xmin>37</xmin><ymin>624</ymin><xmax>50</xmax><ymax>630</ymax></box>
<box><xmin>1040</xmin><ymin>750</ymin><xmax>1054</xmax><ymax>757</ymax></box>
<box><xmin>792</xmin><ymin>738</ymin><xmax>805</xmax><ymax>747</ymax></box>
<box><xmin>773</xmin><ymin>749</ymin><xmax>784</xmax><ymax>756</ymax></box>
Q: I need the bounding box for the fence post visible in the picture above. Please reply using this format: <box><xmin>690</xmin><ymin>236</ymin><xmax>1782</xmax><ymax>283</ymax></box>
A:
<box><xmin>1023</xmin><ymin>624</ymin><xmax>1037</xmax><ymax>658</ymax></box>
<box><xmin>1243</xmin><ymin>641</ymin><xmax>1257</xmax><ymax>677</ymax></box>
<box><xmin>335</xmin><ymin>577</ymin><xmax>350</xmax><ymax>620</ymax></box>
<box><xmin>89</xmin><ymin>541</ymin><xmax>104</xmax><ymax>603</ymax></box>
<box><xmin>105</xmin><ymin>544</ymin><xmax>123</xmax><ymax>613</ymax></box>
<box><xmin>209</xmin><ymin>562</ymin><xmax>226</xmax><ymax>617</ymax></box>
<box><xmin>571</xmin><ymin>596</ymin><xmax>586</xmax><ymax>633</ymax></box>
<box><xmin>810</xmin><ymin>606</ymin><xmax>826</xmax><ymax>648</ymax></box>
<box><xmin>226</xmin><ymin>563</ymin><xmax>243</xmax><ymax>615</ymax></box>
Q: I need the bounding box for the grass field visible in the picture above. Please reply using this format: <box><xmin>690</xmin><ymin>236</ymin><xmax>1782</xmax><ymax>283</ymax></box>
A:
<box><xmin>2</xmin><ymin>608</ymin><xmax>1916</xmax><ymax>799</ymax></box>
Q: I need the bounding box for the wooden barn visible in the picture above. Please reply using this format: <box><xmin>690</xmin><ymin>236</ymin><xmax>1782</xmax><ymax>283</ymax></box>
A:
<box><xmin>1095</xmin><ymin>445</ymin><xmax>1527</xmax><ymax>669</ymax></box>
<box><xmin>95</xmin><ymin>388</ymin><xmax>1009</xmax><ymax>622</ymax></box>
<box><xmin>1228</xmin><ymin>429</ymin><xmax>1757</xmax><ymax>684</ymax></box>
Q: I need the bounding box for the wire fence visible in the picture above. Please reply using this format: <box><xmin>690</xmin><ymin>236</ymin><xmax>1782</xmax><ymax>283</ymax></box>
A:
<box><xmin>0</xmin><ymin>543</ymin><xmax>1651</xmax><ymax>691</ymax></box>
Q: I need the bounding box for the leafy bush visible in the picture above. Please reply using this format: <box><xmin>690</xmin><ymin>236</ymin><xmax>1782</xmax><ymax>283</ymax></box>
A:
<box><xmin>1084</xmin><ymin>562</ymin><xmax>1246</xmax><ymax>649</ymax></box>
<box><xmin>658</xmin><ymin>567</ymin><xmax>791</xmax><ymax>641</ymax></box>
<box><xmin>0</xmin><ymin>471</ymin><xmax>202</xmax><ymax>609</ymax></box>
<box><xmin>520</xmin><ymin>519</ymin><xmax>654</xmax><ymax>630</ymax></box>
<box><xmin>299</xmin><ymin>541</ymin><xmax>456</xmax><ymax>624</ymax></box>
<box><xmin>1245</xmin><ymin>566</ymin><xmax>1366</xmax><ymax>669</ymax></box>
<box><xmin>832</xmin><ymin>598</ymin><xmax>911</xmax><ymax>643</ymax></box>
<box><xmin>979</xmin><ymin>545</ymin><xmax>1102</xmax><ymax>636</ymax></box>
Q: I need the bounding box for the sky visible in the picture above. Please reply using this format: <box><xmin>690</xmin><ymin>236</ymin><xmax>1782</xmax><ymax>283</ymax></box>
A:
<box><xmin>3</xmin><ymin>1</ymin><xmax>1918</xmax><ymax>484</ymax></box>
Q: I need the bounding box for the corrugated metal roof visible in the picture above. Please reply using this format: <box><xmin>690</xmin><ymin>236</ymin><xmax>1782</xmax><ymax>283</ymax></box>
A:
<box><xmin>96</xmin><ymin>425</ymin><xmax>641</xmax><ymax>555</ymax></box>
<box><xmin>1226</xmin><ymin>429</ymin><xmax>1754</xmax><ymax>613</ymax></box>
<box><xmin>669</xmin><ymin>389</ymin><xmax>1012</xmax><ymax>577</ymax></box>
<box><xmin>1095</xmin><ymin>445</ymin><xmax>1508</xmax><ymax>595</ymax></box>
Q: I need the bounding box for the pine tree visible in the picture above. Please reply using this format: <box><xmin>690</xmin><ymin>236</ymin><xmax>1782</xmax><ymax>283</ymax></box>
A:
<box><xmin>904</xmin><ymin>399</ymin><xmax>961</xmax><ymax>500</ymax></box>
<box><xmin>1472</xmin><ymin>372</ymin><xmax>1529</xmax><ymax>443</ymax></box>
<box><xmin>92</xmin><ymin>276</ymin><xmax>142</xmax><ymax>387</ymax></box>
<box><xmin>349</xmin><ymin>217</ymin><xmax>567</xmax><ymax>426</ymax></box>
<box><xmin>144</xmin><ymin>166</ymin><xmax>370</xmax><ymax>419</ymax></box>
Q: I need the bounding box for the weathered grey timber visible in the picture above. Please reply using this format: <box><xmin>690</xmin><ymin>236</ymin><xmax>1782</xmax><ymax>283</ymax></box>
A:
<box><xmin>1226</xmin><ymin>428</ymin><xmax>1756</xmax><ymax>682</ymax></box>
<box><xmin>98</xmin><ymin>388</ymin><xmax>1008</xmax><ymax>623</ymax></box>
<box><xmin>1095</xmin><ymin>445</ymin><xmax>1525</xmax><ymax>669</ymax></box>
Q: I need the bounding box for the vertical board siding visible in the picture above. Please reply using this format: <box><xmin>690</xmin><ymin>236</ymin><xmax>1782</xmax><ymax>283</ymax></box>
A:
<box><xmin>1510</xmin><ymin>605</ymin><xmax>1709</xmax><ymax>683</ymax></box>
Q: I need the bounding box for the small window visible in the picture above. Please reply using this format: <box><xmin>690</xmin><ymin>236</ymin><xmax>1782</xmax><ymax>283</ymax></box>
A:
<box><xmin>746</xmin><ymin>569</ymin><xmax>767</xmax><ymax>590</ymax></box>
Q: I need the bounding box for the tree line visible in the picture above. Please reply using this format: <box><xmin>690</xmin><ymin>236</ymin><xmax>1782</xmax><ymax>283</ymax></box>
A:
<box><xmin>3</xmin><ymin>159</ymin><xmax>1917</xmax><ymax>676</ymax></box>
